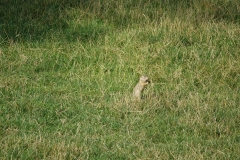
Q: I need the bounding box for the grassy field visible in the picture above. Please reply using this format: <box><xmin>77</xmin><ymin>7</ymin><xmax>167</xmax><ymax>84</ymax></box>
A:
<box><xmin>0</xmin><ymin>0</ymin><xmax>240</xmax><ymax>159</ymax></box>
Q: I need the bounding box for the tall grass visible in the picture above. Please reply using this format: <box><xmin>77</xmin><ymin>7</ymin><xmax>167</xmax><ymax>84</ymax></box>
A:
<box><xmin>0</xmin><ymin>0</ymin><xmax>240</xmax><ymax>159</ymax></box>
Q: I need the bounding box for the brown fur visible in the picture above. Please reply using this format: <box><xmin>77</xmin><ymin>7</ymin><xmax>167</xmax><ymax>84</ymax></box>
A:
<box><xmin>133</xmin><ymin>75</ymin><xmax>150</xmax><ymax>100</ymax></box>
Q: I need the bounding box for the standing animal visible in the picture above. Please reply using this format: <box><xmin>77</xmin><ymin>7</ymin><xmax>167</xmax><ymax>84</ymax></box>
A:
<box><xmin>133</xmin><ymin>75</ymin><xmax>150</xmax><ymax>100</ymax></box>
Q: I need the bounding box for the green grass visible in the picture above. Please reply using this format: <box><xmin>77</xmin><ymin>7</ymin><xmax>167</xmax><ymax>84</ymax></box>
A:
<box><xmin>1</xmin><ymin>0</ymin><xmax>240</xmax><ymax>159</ymax></box>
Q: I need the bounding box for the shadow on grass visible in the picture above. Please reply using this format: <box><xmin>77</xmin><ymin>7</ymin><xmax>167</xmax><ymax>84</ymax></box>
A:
<box><xmin>0</xmin><ymin>0</ymin><xmax>107</xmax><ymax>44</ymax></box>
<box><xmin>0</xmin><ymin>0</ymin><xmax>239</xmax><ymax>44</ymax></box>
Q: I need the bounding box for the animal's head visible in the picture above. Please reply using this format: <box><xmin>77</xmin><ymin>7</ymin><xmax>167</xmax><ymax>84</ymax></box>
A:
<box><xmin>139</xmin><ymin>75</ymin><xmax>150</xmax><ymax>85</ymax></box>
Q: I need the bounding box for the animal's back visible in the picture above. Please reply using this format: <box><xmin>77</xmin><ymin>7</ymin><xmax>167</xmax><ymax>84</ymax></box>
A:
<box><xmin>133</xmin><ymin>83</ymin><xmax>145</xmax><ymax>100</ymax></box>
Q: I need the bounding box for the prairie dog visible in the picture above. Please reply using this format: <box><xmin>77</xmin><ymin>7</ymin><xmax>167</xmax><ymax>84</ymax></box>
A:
<box><xmin>133</xmin><ymin>75</ymin><xmax>150</xmax><ymax>100</ymax></box>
